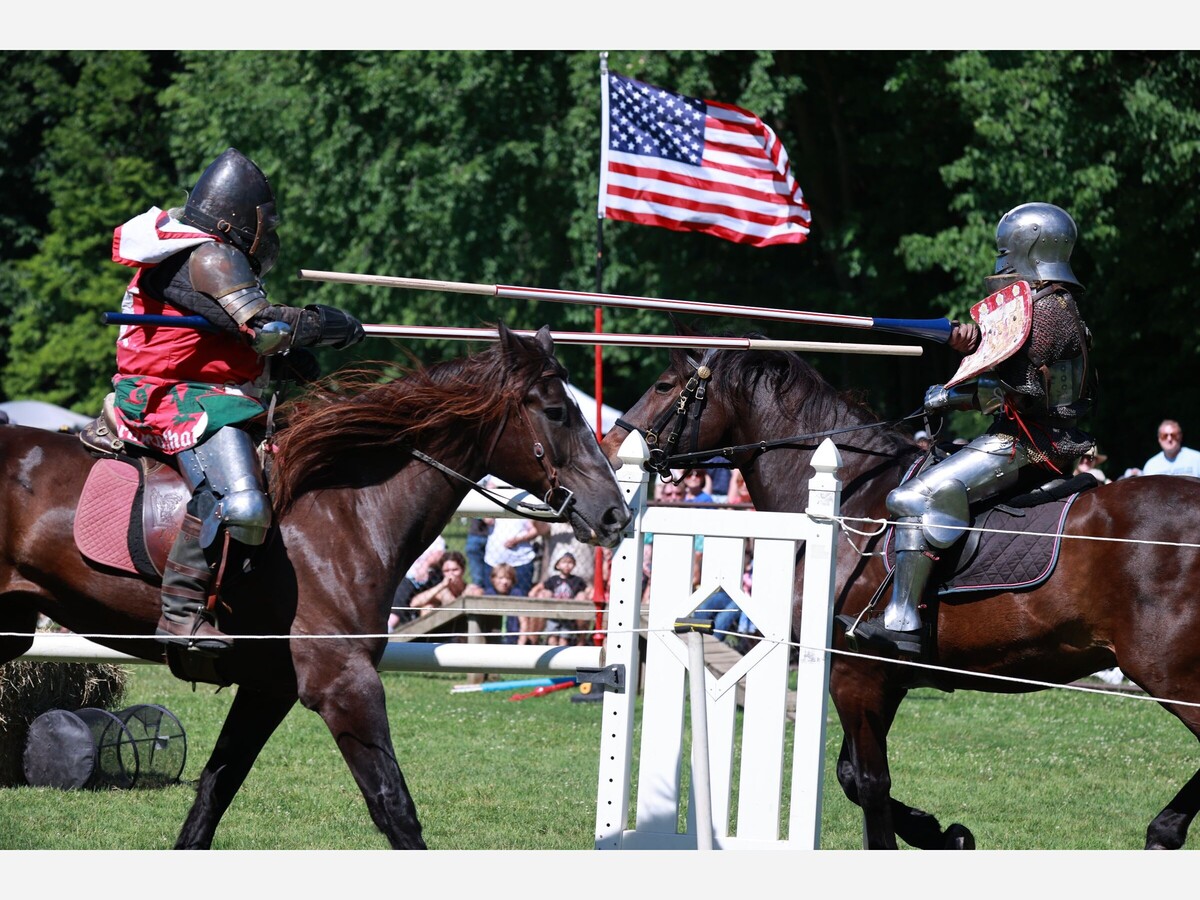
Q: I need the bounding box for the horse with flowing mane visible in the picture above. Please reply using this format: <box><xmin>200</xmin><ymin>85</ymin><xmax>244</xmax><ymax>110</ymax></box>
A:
<box><xmin>0</xmin><ymin>323</ymin><xmax>630</xmax><ymax>849</ymax></box>
<box><xmin>603</xmin><ymin>337</ymin><xmax>1200</xmax><ymax>850</ymax></box>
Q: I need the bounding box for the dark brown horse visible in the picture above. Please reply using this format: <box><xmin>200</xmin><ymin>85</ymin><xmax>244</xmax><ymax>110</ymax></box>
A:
<box><xmin>0</xmin><ymin>324</ymin><xmax>630</xmax><ymax>849</ymax></box>
<box><xmin>603</xmin><ymin>341</ymin><xmax>1200</xmax><ymax>850</ymax></box>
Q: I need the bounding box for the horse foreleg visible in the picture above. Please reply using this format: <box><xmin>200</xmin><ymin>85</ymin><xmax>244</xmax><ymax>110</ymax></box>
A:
<box><xmin>836</xmin><ymin>736</ymin><xmax>974</xmax><ymax>850</ymax></box>
<box><xmin>175</xmin><ymin>686</ymin><xmax>297</xmax><ymax>849</ymax></box>
<box><xmin>1146</xmin><ymin>766</ymin><xmax>1200</xmax><ymax>849</ymax></box>
<box><xmin>301</xmin><ymin>660</ymin><xmax>425</xmax><ymax>849</ymax></box>
<box><xmin>833</xmin><ymin>682</ymin><xmax>904</xmax><ymax>849</ymax></box>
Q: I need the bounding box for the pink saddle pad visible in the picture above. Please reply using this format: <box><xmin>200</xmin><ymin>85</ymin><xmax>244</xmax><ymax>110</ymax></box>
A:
<box><xmin>74</xmin><ymin>458</ymin><xmax>139</xmax><ymax>573</ymax></box>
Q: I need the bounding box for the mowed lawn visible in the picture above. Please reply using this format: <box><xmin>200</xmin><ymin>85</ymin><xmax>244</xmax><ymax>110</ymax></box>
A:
<box><xmin>0</xmin><ymin>663</ymin><xmax>1195</xmax><ymax>851</ymax></box>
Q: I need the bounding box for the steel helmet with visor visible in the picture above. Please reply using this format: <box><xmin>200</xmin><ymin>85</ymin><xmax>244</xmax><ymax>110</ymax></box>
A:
<box><xmin>994</xmin><ymin>202</ymin><xmax>1082</xmax><ymax>291</ymax></box>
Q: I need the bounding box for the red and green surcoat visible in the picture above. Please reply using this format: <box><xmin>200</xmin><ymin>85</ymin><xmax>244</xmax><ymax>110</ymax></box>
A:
<box><xmin>110</xmin><ymin>207</ymin><xmax>268</xmax><ymax>454</ymax></box>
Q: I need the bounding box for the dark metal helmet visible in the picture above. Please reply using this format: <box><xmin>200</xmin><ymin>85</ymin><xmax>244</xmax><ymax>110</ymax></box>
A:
<box><xmin>178</xmin><ymin>148</ymin><xmax>280</xmax><ymax>275</ymax></box>
<box><xmin>994</xmin><ymin>202</ymin><xmax>1082</xmax><ymax>290</ymax></box>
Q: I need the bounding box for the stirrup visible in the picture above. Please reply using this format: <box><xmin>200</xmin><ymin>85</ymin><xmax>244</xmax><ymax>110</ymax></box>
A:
<box><xmin>155</xmin><ymin>611</ymin><xmax>232</xmax><ymax>655</ymax></box>
<box><xmin>836</xmin><ymin>614</ymin><xmax>924</xmax><ymax>656</ymax></box>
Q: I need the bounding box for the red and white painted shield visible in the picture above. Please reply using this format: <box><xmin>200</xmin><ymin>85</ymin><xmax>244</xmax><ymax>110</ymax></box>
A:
<box><xmin>945</xmin><ymin>281</ymin><xmax>1032</xmax><ymax>388</ymax></box>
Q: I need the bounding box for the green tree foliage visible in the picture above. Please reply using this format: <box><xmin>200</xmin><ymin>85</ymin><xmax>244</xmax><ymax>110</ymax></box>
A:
<box><xmin>1</xmin><ymin>51</ymin><xmax>177</xmax><ymax>408</ymax></box>
<box><xmin>2</xmin><ymin>50</ymin><xmax>1198</xmax><ymax>471</ymax></box>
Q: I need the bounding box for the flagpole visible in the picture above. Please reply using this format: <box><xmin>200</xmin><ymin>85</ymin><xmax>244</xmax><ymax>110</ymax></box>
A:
<box><xmin>594</xmin><ymin>51</ymin><xmax>610</xmax><ymax>640</ymax></box>
<box><xmin>595</xmin><ymin>51</ymin><xmax>610</xmax><ymax>442</ymax></box>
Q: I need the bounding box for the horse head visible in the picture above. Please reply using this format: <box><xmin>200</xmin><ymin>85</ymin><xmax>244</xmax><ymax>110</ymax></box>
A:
<box><xmin>604</xmin><ymin>341</ymin><xmax>724</xmax><ymax>466</ymax></box>
<box><xmin>490</xmin><ymin>323</ymin><xmax>630</xmax><ymax>548</ymax></box>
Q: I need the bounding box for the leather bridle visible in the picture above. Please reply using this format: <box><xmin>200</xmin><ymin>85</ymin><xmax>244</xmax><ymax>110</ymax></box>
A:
<box><xmin>410</xmin><ymin>371</ymin><xmax>575</xmax><ymax>520</ymax></box>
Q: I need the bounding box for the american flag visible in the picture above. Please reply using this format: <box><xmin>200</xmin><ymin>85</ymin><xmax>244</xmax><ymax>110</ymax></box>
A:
<box><xmin>598</xmin><ymin>71</ymin><xmax>811</xmax><ymax>247</ymax></box>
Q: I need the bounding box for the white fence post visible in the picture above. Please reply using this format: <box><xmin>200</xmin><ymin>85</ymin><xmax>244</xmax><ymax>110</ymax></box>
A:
<box><xmin>593</xmin><ymin>431</ymin><xmax>651</xmax><ymax>849</ymax></box>
<box><xmin>789</xmin><ymin>437</ymin><xmax>843</xmax><ymax>848</ymax></box>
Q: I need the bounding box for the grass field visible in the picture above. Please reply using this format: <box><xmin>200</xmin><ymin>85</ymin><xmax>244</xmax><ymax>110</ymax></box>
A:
<box><xmin>0</xmin><ymin>662</ymin><xmax>1195</xmax><ymax>853</ymax></box>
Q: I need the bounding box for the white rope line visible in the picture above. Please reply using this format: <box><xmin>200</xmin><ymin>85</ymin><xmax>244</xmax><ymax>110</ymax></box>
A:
<box><xmin>14</xmin><ymin>620</ymin><xmax>1199</xmax><ymax>710</ymax></box>
<box><xmin>675</xmin><ymin>626</ymin><xmax>1200</xmax><ymax>712</ymax></box>
<box><xmin>826</xmin><ymin>512</ymin><xmax>1200</xmax><ymax>550</ymax></box>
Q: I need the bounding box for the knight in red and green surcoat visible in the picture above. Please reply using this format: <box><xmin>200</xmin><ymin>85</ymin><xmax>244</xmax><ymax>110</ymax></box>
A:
<box><xmin>110</xmin><ymin>148</ymin><xmax>365</xmax><ymax>652</ymax></box>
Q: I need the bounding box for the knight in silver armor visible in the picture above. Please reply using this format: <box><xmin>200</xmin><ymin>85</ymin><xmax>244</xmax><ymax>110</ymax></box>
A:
<box><xmin>839</xmin><ymin>202</ymin><xmax>1095</xmax><ymax>656</ymax></box>
<box><xmin>109</xmin><ymin>148</ymin><xmax>366</xmax><ymax>653</ymax></box>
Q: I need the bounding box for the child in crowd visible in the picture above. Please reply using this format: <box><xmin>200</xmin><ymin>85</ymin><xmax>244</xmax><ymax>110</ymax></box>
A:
<box><xmin>531</xmin><ymin>551</ymin><xmax>589</xmax><ymax>646</ymax></box>
<box><xmin>484</xmin><ymin>559</ymin><xmax>517</xmax><ymax>626</ymax></box>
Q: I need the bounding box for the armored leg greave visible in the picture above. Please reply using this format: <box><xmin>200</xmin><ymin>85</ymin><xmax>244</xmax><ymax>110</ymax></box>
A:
<box><xmin>157</xmin><ymin>512</ymin><xmax>231</xmax><ymax>653</ymax></box>
<box><xmin>882</xmin><ymin>518</ymin><xmax>935</xmax><ymax>633</ymax></box>
<box><xmin>844</xmin><ymin>434</ymin><xmax>1029</xmax><ymax>655</ymax></box>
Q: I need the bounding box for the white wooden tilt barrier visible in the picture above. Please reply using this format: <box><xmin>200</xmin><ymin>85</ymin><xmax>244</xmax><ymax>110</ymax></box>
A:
<box><xmin>18</xmin><ymin>430</ymin><xmax>845</xmax><ymax>852</ymax></box>
<box><xmin>595</xmin><ymin>430</ymin><xmax>842</xmax><ymax>850</ymax></box>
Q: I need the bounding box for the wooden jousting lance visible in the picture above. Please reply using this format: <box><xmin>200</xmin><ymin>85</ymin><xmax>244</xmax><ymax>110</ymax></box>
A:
<box><xmin>297</xmin><ymin>269</ymin><xmax>954</xmax><ymax>344</ymax></box>
<box><xmin>100</xmin><ymin>314</ymin><xmax>922</xmax><ymax>357</ymax></box>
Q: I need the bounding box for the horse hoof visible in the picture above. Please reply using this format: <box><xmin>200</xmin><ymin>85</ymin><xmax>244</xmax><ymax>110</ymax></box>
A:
<box><xmin>944</xmin><ymin>823</ymin><xmax>975</xmax><ymax>850</ymax></box>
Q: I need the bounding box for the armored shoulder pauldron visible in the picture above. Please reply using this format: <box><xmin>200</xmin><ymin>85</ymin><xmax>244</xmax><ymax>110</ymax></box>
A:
<box><xmin>188</xmin><ymin>242</ymin><xmax>270</xmax><ymax>326</ymax></box>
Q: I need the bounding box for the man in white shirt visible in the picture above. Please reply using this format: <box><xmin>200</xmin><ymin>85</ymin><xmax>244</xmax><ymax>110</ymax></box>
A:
<box><xmin>1143</xmin><ymin>419</ymin><xmax>1200</xmax><ymax>477</ymax></box>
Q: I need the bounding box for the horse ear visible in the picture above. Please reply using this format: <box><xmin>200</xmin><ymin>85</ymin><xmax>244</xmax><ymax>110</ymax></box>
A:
<box><xmin>668</xmin><ymin>313</ymin><xmax>702</xmax><ymax>338</ymax></box>
<box><xmin>496</xmin><ymin>321</ymin><xmax>522</xmax><ymax>355</ymax></box>
<box><xmin>533</xmin><ymin>324</ymin><xmax>555</xmax><ymax>357</ymax></box>
<box><xmin>496</xmin><ymin>321</ymin><xmax>553</xmax><ymax>364</ymax></box>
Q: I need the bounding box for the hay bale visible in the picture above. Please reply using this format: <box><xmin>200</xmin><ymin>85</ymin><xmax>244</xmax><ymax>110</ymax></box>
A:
<box><xmin>0</xmin><ymin>659</ymin><xmax>129</xmax><ymax>786</ymax></box>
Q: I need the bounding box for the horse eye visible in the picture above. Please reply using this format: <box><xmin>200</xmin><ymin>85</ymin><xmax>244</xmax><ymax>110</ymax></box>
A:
<box><xmin>654</xmin><ymin>381</ymin><xmax>674</xmax><ymax>394</ymax></box>
<box><xmin>544</xmin><ymin>406</ymin><xmax>566</xmax><ymax>423</ymax></box>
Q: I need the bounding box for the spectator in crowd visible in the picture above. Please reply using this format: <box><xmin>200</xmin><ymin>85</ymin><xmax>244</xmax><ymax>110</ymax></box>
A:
<box><xmin>482</xmin><ymin>562</ymin><xmax>518</xmax><ymax>642</ymax></box>
<box><xmin>707</xmin><ymin>457</ymin><xmax>732</xmax><ymax>503</ymax></box>
<box><xmin>914</xmin><ymin>429</ymin><xmax>932</xmax><ymax>451</ymax></box>
<box><xmin>411</xmin><ymin>550</ymin><xmax>476</xmax><ymax>615</ymax></box>
<box><xmin>388</xmin><ymin>536</ymin><xmax>446</xmax><ymax>632</ymax></box>
<box><xmin>533</xmin><ymin>519</ymin><xmax>595</xmax><ymax>597</ymax></box>
<box><xmin>1142</xmin><ymin>419</ymin><xmax>1200</xmax><ymax>477</ymax></box>
<box><xmin>681</xmin><ymin>468</ymin><xmax>714</xmax><ymax>504</ymax></box>
<box><xmin>694</xmin><ymin>546</ymin><xmax>757</xmax><ymax>653</ymax></box>
<box><xmin>1074</xmin><ymin>447</ymin><xmax>1110</xmax><ymax>484</ymax></box>
<box><xmin>464</xmin><ymin>516</ymin><xmax>493</xmax><ymax>589</ymax></box>
<box><xmin>655</xmin><ymin>481</ymin><xmax>685</xmax><ymax>503</ymax></box>
<box><xmin>727</xmin><ymin>468</ymin><xmax>753</xmax><ymax>508</ymax></box>
<box><xmin>531</xmin><ymin>550</ymin><xmax>589</xmax><ymax>647</ymax></box>
<box><xmin>484</xmin><ymin>514</ymin><xmax>540</xmax><ymax>642</ymax></box>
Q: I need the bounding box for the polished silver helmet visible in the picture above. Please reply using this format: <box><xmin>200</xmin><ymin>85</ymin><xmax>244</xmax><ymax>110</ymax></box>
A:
<box><xmin>994</xmin><ymin>202</ymin><xmax>1082</xmax><ymax>290</ymax></box>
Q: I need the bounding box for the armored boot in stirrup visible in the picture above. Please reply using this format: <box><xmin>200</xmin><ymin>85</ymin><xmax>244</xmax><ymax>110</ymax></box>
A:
<box><xmin>839</xmin><ymin>517</ymin><xmax>933</xmax><ymax>656</ymax></box>
<box><xmin>155</xmin><ymin>514</ymin><xmax>231</xmax><ymax>654</ymax></box>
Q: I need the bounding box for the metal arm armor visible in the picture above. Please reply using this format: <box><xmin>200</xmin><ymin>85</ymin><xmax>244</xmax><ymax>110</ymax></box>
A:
<box><xmin>924</xmin><ymin>374</ymin><xmax>1009</xmax><ymax>416</ymax></box>
<box><xmin>188</xmin><ymin>242</ymin><xmax>271</xmax><ymax>326</ymax></box>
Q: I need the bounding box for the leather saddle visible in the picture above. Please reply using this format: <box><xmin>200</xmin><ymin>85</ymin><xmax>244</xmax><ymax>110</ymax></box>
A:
<box><xmin>74</xmin><ymin>396</ymin><xmax>189</xmax><ymax>579</ymax></box>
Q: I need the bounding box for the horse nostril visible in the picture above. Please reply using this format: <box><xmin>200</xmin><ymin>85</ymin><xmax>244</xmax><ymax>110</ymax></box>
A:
<box><xmin>604</xmin><ymin>505</ymin><xmax>632</xmax><ymax>528</ymax></box>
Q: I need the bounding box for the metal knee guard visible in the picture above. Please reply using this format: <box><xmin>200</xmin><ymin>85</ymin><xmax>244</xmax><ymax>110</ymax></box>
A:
<box><xmin>880</xmin><ymin>433</ymin><xmax>1029</xmax><ymax>632</ymax></box>
<box><xmin>176</xmin><ymin>426</ymin><xmax>272</xmax><ymax>548</ymax></box>
<box><xmin>887</xmin><ymin>433</ymin><xmax>1027</xmax><ymax>549</ymax></box>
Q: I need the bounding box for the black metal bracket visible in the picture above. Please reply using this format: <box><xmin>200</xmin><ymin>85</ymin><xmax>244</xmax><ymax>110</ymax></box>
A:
<box><xmin>575</xmin><ymin>664</ymin><xmax>626</xmax><ymax>694</ymax></box>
